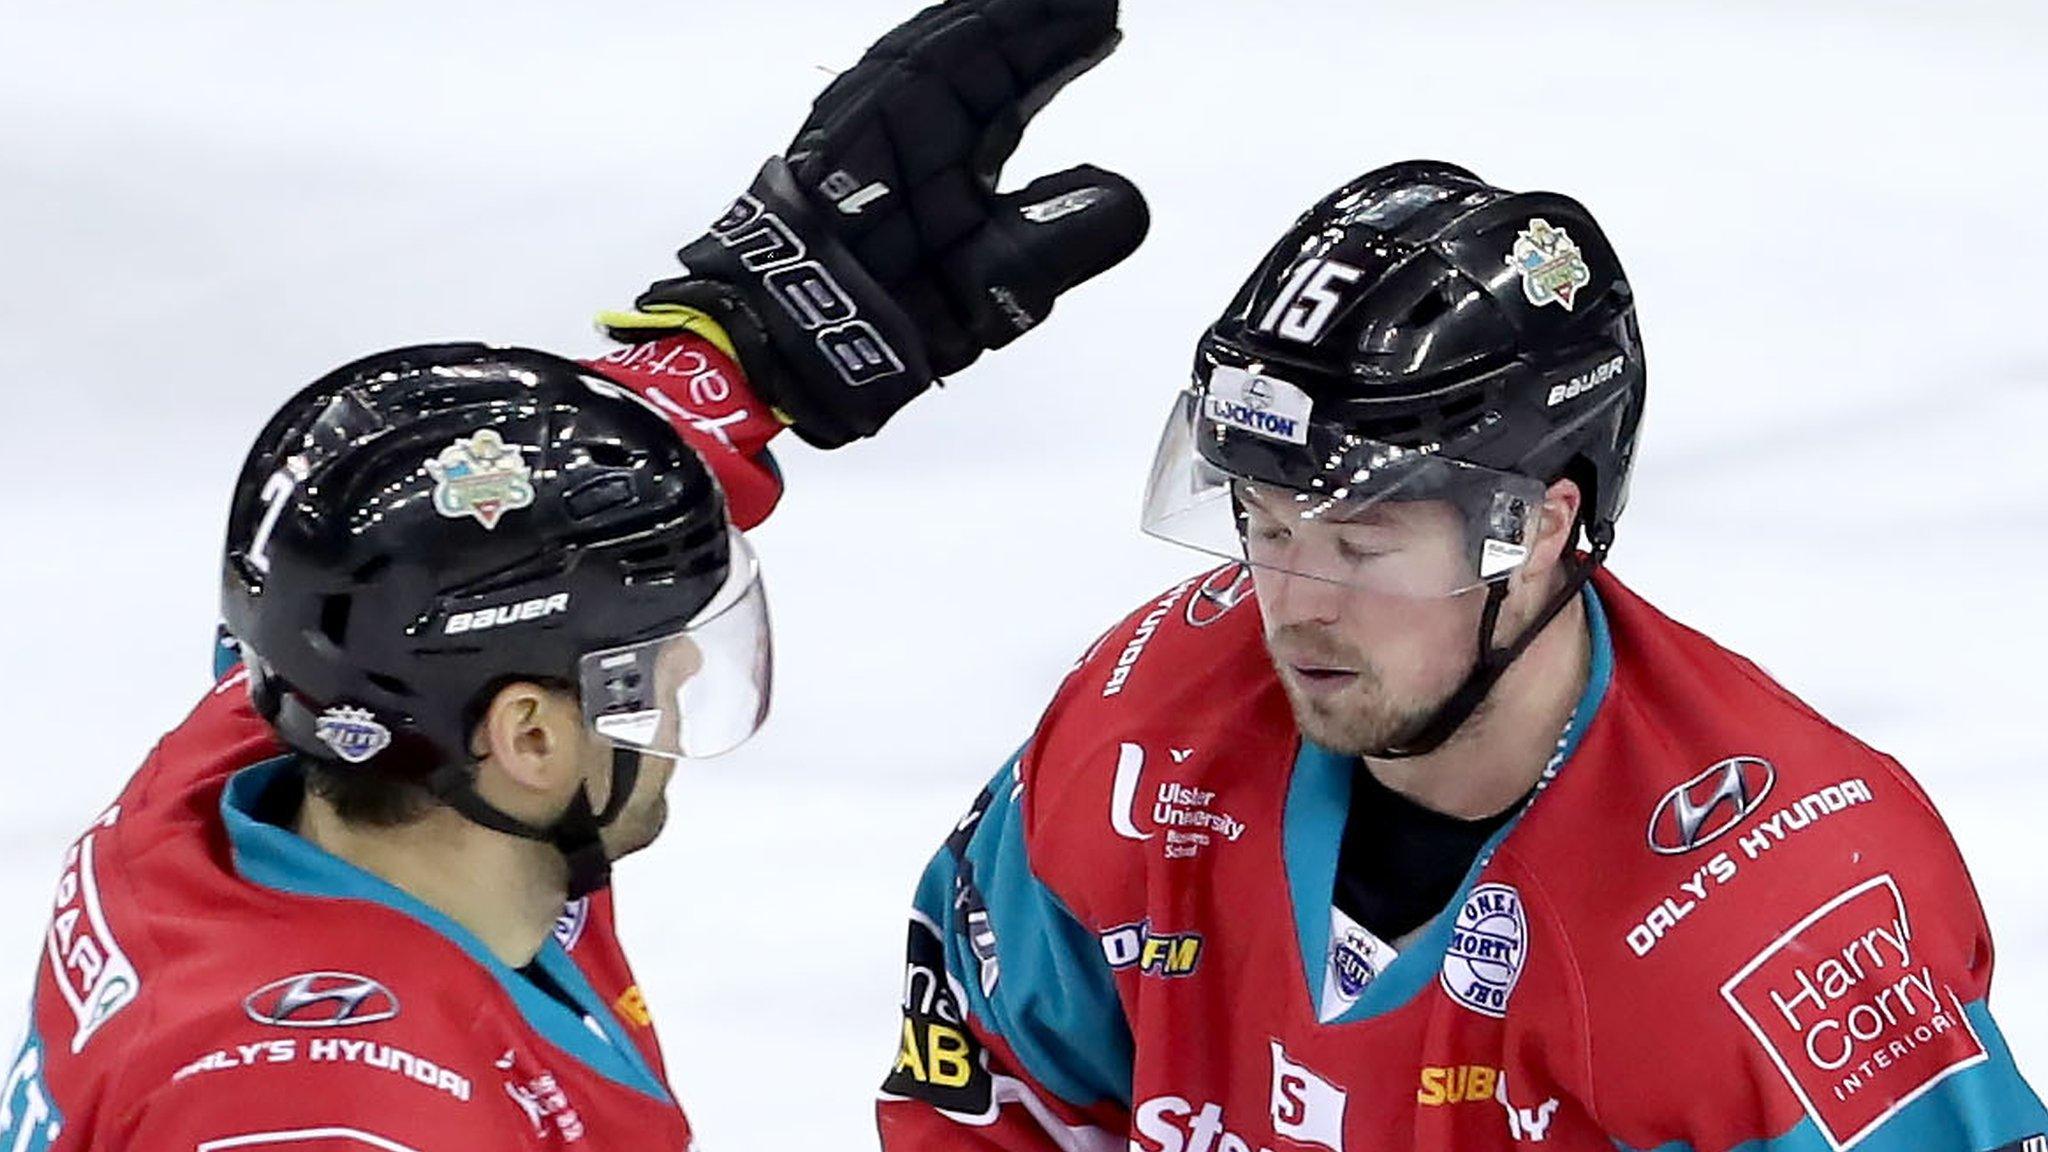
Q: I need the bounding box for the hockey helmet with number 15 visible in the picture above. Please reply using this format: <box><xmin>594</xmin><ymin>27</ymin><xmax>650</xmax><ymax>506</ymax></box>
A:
<box><xmin>1139</xmin><ymin>160</ymin><xmax>1648</xmax><ymax>754</ymax></box>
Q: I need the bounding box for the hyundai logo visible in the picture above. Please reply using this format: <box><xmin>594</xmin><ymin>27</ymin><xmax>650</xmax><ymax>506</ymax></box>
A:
<box><xmin>1185</xmin><ymin>564</ymin><xmax>1256</xmax><ymax>628</ymax></box>
<box><xmin>244</xmin><ymin>971</ymin><xmax>400</xmax><ymax>1028</ymax></box>
<box><xmin>1646</xmin><ymin>756</ymin><xmax>1776</xmax><ymax>855</ymax></box>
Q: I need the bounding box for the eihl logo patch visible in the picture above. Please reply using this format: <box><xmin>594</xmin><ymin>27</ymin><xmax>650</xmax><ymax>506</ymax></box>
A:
<box><xmin>314</xmin><ymin>706</ymin><xmax>391</xmax><ymax>764</ymax></box>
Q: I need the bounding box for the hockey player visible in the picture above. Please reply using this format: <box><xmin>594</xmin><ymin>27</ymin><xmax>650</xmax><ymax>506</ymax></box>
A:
<box><xmin>875</xmin><ymin>164</ymin><xmax>2048</xmax><ymax>1151</ymax></box>
<box><xmin>0</xmin><ymin>0</ymin><xmax>1146</xmax><ymax>1146</ymax></box>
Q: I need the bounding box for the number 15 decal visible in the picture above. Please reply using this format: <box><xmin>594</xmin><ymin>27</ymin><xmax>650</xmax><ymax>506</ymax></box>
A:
<box><xmin>1256</xmin><ymin>257</ymin><xmax>1363</xmax><ymax>344</ymax></box>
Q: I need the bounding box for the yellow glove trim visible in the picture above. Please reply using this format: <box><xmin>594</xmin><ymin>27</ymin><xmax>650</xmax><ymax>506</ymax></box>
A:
<box><xmin>595</xmin><ymin>304</ymin><xmax>740</xmax><ymax>361</ymax></box>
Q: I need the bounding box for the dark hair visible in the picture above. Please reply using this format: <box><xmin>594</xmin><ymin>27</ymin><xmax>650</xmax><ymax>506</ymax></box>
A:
<box><xmin>300</xmin><ymin>674</ymin><xmax>580</xmax><ymax>828</ymax></box>
<box><xmin>301</xmin><ymin>749</ymin><xmax>440</xmax><ymax>827</ymax></box>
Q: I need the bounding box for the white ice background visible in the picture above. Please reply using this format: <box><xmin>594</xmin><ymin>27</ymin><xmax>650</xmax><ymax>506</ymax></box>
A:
<box><xmin>1</xmin><ymin>1</ymin><xmax>2044</xmax><ymax>1146</ymax></box>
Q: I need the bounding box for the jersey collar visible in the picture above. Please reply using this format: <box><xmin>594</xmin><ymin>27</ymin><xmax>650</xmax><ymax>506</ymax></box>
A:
<box><xmin>1283</xmin><ymin>581</ymin><xmax>1615</xmax><ymax>1026</ymax></box>
<box><xmin>220</xmin><ymin>758</ymin><xmax>670</xmax><ymax>1101</ymax></box>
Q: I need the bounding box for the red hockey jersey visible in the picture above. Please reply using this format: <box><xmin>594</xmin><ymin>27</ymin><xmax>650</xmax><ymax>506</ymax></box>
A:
<box><xmin>0</xmin><ymin>333</ymin><xmax>779</xmax><ymax>1151</ymax></box>
<box><xmin>9</xmin><ymin>678</ymin><xmax>688</xmax><ymax>1150</ymax></box>
<box><xmin>877</xmin><ymin>564</ymin><xmax>2047</xmax><ymax>1152</ymax></box>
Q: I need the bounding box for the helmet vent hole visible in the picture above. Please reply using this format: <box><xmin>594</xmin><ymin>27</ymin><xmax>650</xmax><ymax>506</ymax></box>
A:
<box><xmin>585</xmin><ymin>442</ymin><xmax>636</xmax><ymax>468</ymax></box>
<box><xmin>619</xmin><ymin>542</ymin><xmax>680</xmax><ymax>585</ymax></box>
<box><xmin>1441</xmin><ymin>394</ymin><xmax>1487</xmax><ymax>426</ymax></box>
<box><xmin>365</xmin><ymin>671</ymin><xmax>413</xmax><ymax>699</ymax></box>
<box><xmin>566</xmin><ymin>475</ymin><xmax>637</xmax><ymax>521</ymax></box>
<box><xmin>319</xmin><ymin>596</ymin><xmax>353</xmax><ymax>646</ymax></box>
<box><xmin>1405</xmin><ymin>288</ymin><xmax>1455</xmax><ymax>328</ymax></box>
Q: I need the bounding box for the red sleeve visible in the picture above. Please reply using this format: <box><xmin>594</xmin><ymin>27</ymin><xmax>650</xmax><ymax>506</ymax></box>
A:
<box><xmin>581</xmin><ymin>335</ymin><xmax>787</xmax><ymax>531</ymax></box>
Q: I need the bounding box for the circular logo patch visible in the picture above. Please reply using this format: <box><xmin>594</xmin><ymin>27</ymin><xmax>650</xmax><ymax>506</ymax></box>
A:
<box><xmin>1441</xmin><ymin>882</ymin><xmax>1528</xmax><ymax>1018</ymax></box>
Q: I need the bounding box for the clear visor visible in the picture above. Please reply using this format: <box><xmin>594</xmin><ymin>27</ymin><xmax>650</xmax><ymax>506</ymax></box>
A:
<box><xmin>578</xmin><ymin>529</ymin><xmax>772</xmax><ymax>760</ymax></box>
<box><xmin>1139</xmin><ymin>388</ymin><xmax>1548</xmax><ymax>599</ymax></box>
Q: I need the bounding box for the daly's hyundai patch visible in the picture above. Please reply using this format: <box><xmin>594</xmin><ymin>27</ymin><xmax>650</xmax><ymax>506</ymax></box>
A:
<box><xmin>1647</xmin><ymin>755</ymin><xmax>1776</xmax><ymax>855</ymax></box>
<box><xmin>244</xmin><ymin>971</ymin><xmax>400</xmax><ymax>1028</ymax></box>
<box><xmin>1721</xmin><ymin>874</ymin><xmax>1986</xmax><ymax>1150</ymax></box>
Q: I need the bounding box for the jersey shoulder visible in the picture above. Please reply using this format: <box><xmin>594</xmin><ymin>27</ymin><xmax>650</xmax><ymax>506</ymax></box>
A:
<box><xmin>1016</xmin><ymin>565</ymin><xmax>1298</xmax><ymax>925</ymax></box>
<box><xmin>32</xmin><ymin>680</ymin><xmax>549</xmax><ymax>1145</ymax></box>
<box><xmin>1510</xmin><ymin>568</ymin><xmax>1975</xmax><ymax>941</ymax></box>
<box><xmin>1500</xmin><ymin>569</ymin><xmax>1998</xmax><ymax>1148</ymax></box>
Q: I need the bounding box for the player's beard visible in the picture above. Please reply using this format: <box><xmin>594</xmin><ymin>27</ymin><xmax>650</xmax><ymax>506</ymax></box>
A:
<box><xmin>598</xmin><ymin>754</ymin><xmax>673</xmax><ymax>861</ymax></box>
<box><xmin>1266</xmin><ymin>625</ymin><xmax>1459</xmax><ymax>757</ymax></box>
<box><xmin>607</xmin><ymin>793</ymin><xmax>668</xmax><ymax>859</ymax></box>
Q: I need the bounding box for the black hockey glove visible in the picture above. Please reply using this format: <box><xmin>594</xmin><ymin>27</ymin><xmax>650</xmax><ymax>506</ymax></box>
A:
<box><xmin>619</xmin><ymin>0</ymin><xmax>1149</xmax><ymax>449</ymax></box>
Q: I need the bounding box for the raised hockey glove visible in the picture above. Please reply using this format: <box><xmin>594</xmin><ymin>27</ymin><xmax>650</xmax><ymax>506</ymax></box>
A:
<box><xmin>618</xmin><ymin>0</ymin><xmax>1149</xmax><ymax>449</ymax></box>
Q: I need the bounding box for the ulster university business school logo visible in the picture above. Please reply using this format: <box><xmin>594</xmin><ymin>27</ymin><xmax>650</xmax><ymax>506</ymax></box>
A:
<box><xmin>1647</xmin><ymin>756</ymin><xmax>1776</xmax><ymax>855</ymax></box>
<box><xmin>1109</xmin><ymin>743</ymin><xmax>1248</xmax><ymax>860</ymax></box>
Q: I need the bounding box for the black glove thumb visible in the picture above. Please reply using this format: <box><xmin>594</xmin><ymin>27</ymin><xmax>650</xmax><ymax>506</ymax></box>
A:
<box><xmin>954</xmin><ymin>163</ymin><xmax>1149</xmax><ymax>350</ymax></box>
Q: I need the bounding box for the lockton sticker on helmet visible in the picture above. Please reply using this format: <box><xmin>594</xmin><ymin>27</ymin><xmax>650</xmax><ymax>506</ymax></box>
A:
<box><xmin>425</xmin><ymin>429</ymin><xmax>536</xmax><ymax>530</ymax></box>
<box><xmin>1205</xmin><ymin>366</ymin><xmax>1313</xmax><ymax>445</ymax></box>
<box><xmin>314</xmin><ymin>706</ymin><xmax>392</xmax><ymax>764</ymax></box>
<box><xmin>1506</xmin><ymin>219</ymin><xmax>1593</xmax><ymax>312</ymax></box>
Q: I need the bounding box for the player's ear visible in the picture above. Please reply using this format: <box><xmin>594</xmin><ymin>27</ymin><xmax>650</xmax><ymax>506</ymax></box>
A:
<box><xmin>470</xmin><ymin>682</ymin><xmax>583</xmax><ymax>797</ymax></box>
<box><xmin>1517</xmin><ymin>478</ymin><xmax>1584</xmax><ymax>588</ymax></box>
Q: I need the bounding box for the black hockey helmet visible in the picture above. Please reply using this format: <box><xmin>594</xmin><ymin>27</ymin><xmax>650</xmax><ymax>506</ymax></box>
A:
<box><xmin>1140</xmin><ymin>161</ymin><xmax>1647</xmax><ymax>754</ymax></box>
<box><xmin>220</xmin><ymin>343</ymin><xmax>772</xmax><ymax>891</ymax></box>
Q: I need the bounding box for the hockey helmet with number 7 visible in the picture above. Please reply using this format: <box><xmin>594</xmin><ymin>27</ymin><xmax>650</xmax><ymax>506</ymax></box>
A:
<box><xmin>220</xmin><ymin>343</ymin><xmax>772</xmax><ymax>893</ymax></box>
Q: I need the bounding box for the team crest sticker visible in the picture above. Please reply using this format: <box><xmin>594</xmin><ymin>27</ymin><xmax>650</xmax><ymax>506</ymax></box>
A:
<box><xmin>1505</xmin><ymin>218</ymin><xmax>1592</xmax><ymax>311</ymax></box>
<box><xmin>1441</xmin><ymin>882</ymin><xmax>1528</xmax><ymax>1018</ymax></box>
<box><xmin>425</xmin><ymin>429</ymin><xmax>535</xmax><ymax>529</ymax></box>
<box><xmin>314</xmin><ymin>705</ymin><xmax>392</xmax><ymax>764</ymax></box>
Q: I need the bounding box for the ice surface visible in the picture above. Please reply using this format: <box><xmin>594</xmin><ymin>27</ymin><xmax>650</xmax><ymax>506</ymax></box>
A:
<box><xmin>2</xmin><ymin>1</ymin><xmax>2044</xmax><ymax>1145</ymax></box>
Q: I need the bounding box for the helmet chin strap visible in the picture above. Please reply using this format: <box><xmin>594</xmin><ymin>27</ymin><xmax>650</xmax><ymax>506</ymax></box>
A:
<box><xmin>429</xmin><ymin>744</ymin><xmax>642</xmax><ymax>899</ymax></box>
<box><xmin>1372</xmin><ymin>538</ymin><xmax>1608</xmax><ymax>761</ymax></box>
